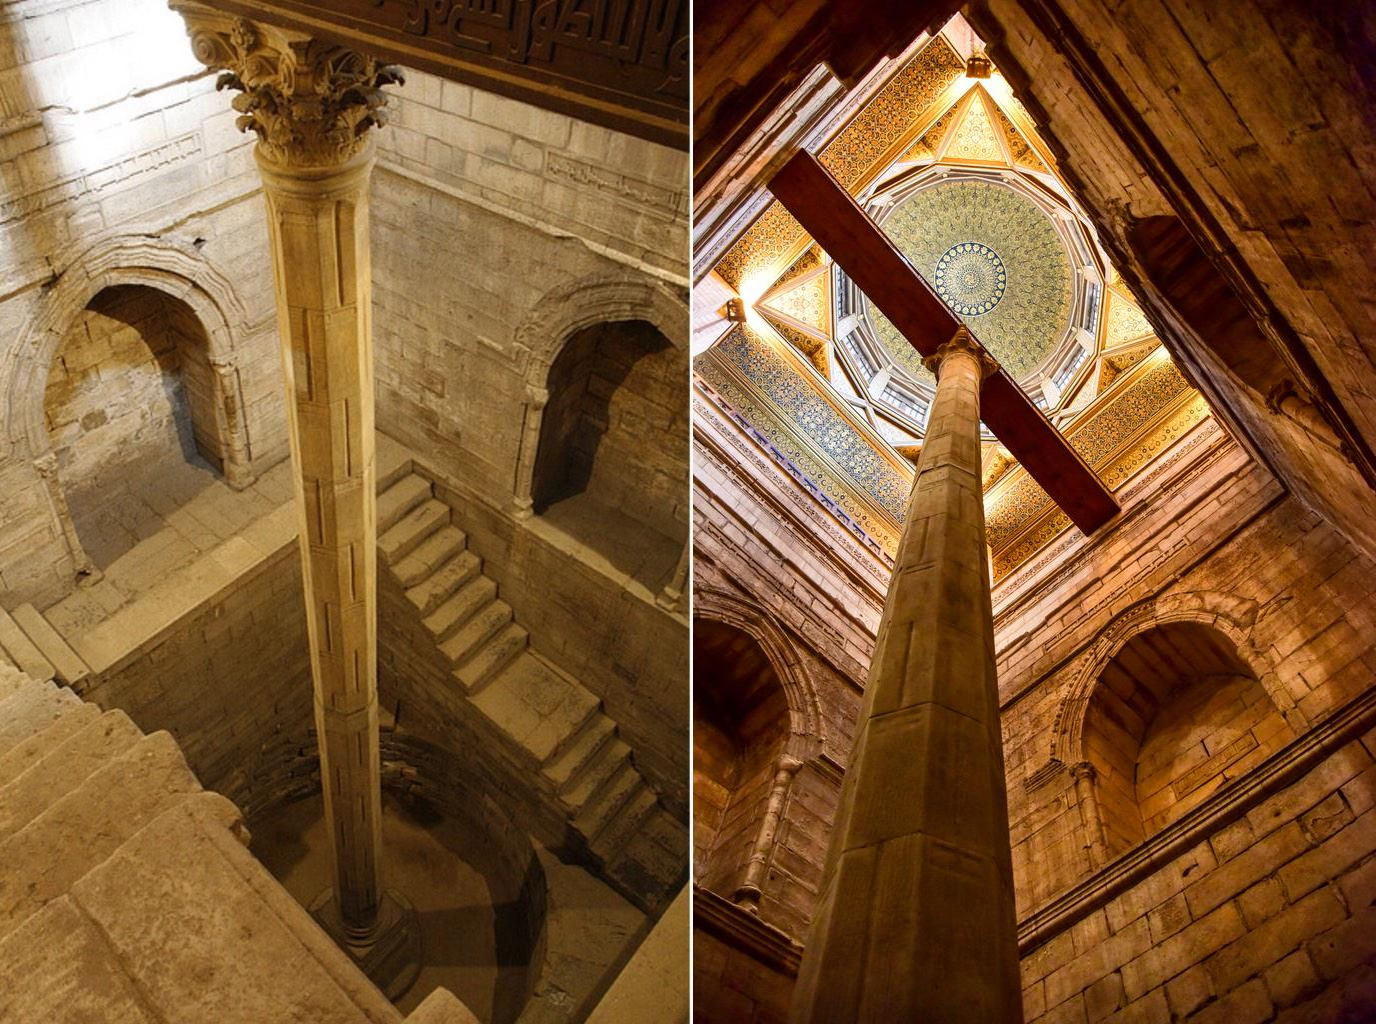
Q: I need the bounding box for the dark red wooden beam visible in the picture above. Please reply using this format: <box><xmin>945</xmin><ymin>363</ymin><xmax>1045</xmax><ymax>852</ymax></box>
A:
<box><xmin>768</xmin><ymin>151</ymin><xmax>1119</xmax><ymax>535</ymax></box>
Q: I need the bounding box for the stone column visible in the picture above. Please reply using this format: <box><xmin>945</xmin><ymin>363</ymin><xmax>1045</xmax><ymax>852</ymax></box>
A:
<box><xmin>1071</xmin><ymin>760</ymin><xmax>1109</xmax><ymax>870</ymax></box>
<box><xmin>657</xmin><ymin>538</ymin><xmax>690</xmax><ymax>611</ymax></box>
<box><xmin>210</xmin><ymin>357</ymin><xmax>255</xmax><ymax>490</ymax></box>
<box><xmin>173</xmin><ymin>7</ymin><xmax>401</xmax><ymax>938</ymax></box>
<box><xmin>734</xmin><ymin>754</ymin><xmax>802</xmax><ymax>912</ymax></box>
<box><xmin>34</xmin><ymin>451</ymin><xmax>98</xmax><ymax>585</ymax></box>
<box><xmin>513</xmin><ymin>384</ymin><xmax>549</xmax><ymax>519</ymax></box>
<box><xmin>790</xmin><ymin>327</ymin><xmax>1022</xmax><ymax>1023</ymax></box>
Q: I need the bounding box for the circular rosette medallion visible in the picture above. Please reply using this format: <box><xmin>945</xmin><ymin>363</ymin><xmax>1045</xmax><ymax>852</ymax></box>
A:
<box><xmin>934</xmin><ymin>242</ymin><xmax>1006</xmax><ymax>316</ymax></box>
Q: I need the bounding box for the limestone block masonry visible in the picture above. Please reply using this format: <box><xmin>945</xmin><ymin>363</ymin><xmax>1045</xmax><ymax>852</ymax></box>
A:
<box><xmin>373</xmin><ymin>438</ymin><xmax>686</xmax><ymax>913</ymax></box>
<box><xmin>0</xmin><ymin>662</ymin><xmax>474</xmax><ymax>1024</ymax></box>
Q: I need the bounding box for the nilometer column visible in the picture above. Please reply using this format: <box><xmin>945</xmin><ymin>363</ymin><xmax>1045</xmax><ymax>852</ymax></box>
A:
<box><xmin>172</xmin><ymin>7</ymin><xmax>402</xmax><ymax>948</ymax></box>
<box><xmin>791</xmin><ymin>327</ymin><xmax>1022</xmax><ymax>1023</ymax></box>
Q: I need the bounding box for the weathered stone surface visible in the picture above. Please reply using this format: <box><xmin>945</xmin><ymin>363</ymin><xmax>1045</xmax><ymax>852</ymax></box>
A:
<box><xmin>0</xmin><ymin>896</ymin><xmax>162</xmax><ymax>1024</ymax></box>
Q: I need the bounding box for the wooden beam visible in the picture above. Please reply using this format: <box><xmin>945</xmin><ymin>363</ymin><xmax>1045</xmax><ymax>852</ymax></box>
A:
<box><xmin>202</xmin><ymin>0</ymin><xmax>688</xmax><ymax>148</ymax></box>
<box><xmin>768</xmin><ymin>150</ymin><xmax>1118</xmax><ymax>534</ymax></box>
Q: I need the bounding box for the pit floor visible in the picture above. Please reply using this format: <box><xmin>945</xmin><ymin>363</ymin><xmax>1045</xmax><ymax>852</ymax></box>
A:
<box><xmin>249</xmin><ymin>791</ymin><xmax>536</xmax><ymax>1022</ymax></box>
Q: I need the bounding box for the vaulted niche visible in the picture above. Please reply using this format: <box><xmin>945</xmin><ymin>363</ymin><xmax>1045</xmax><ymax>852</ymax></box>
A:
<box><xmin>532</xmin><ymin>319</ymin><xmax>687</xmax><ymax>588</ymax></box>
<box><xmin>693</xmin><ymin>618</ymin><xmax>790</xmax><ymax>901</ymax></box>
<box><xmin>1084</xmin><ymin>622</ymin><xmax>1296</xmax><ymax>857</ymax></box>
<box><xmin>44</xmin><ymin>284</ymin><xmax>227</xmax><ymax>567</ymax></box>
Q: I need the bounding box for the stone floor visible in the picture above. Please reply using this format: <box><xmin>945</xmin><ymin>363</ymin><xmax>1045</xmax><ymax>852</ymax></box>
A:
<box><xmin>251</xmin><ymin>791</ymin><xmax>534</xmax><ymax>1021</ymax></box>
<box><xmin>537</xmin><ymin>492</ymin><xmax>680</xmax><ymax>598</ymax></box>
<box><xmin>47</xmin><ymin>454</ymin><xmax>294</xmax><ymax>633</ymax></box>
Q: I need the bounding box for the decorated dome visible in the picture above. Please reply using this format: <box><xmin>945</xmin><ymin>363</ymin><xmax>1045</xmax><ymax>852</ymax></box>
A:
<box><xmin>868</xmin><ymin>179</ymin><xmax>1073</xmax><ymax>379</ymax></box>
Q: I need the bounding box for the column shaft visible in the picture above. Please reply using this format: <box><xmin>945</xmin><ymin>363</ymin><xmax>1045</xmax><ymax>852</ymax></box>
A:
<box><xmin>791</xmin><ymin>329</ymin><xmax>1022</xmax><ymax>1023</ymax></box>
<box><xmin>735</xmin><ymin>755</ymin><xmax>802</xmax><ymax>910</ymax></box>
<box><xmin>260</xmin><ymin>148</ymin><xmax>382</xmax><ymax>933</ymax></box>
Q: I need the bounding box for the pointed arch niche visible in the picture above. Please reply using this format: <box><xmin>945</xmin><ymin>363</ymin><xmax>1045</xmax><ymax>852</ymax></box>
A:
<box><xmin>693</xmin><ymin>617</ymin><xmax>802</xmax><ymax>915</ymax></box>
<box><xmin>528</xmin><ymin>317</ymin><xmax>687</xmax><ymax>590</ymax></box>
<box><xmin>1076</xmin><ymin>621</ymin><xmax>1298</xmax><ymax>860</ymax></box>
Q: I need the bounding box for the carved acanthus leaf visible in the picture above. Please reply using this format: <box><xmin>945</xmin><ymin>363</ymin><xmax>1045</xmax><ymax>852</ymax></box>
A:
<box><xmin>175</xmin><ymin>7</ymin><xmax>402</xmax><ymax>168</ymax></box>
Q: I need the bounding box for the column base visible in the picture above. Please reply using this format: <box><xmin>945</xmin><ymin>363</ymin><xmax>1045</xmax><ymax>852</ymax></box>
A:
<box><xmin>310</xmin><ymin>887</ymin><xmax>422</xmax><ymax>1002</ymax></box>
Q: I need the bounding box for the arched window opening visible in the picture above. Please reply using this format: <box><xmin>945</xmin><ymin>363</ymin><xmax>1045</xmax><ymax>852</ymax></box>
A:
<box><xmin>44</xmin><ymin>285</ymin><xmax>228</xmax><ymax>567</ymax></box>
<box><xmin>531</xmin><ymin>319</ymin><xmax>687</xmax><ymax>589</ymax></box>
<box><xmin>1084</xmin><ymin>622</ymin><xmax>1296</xmax><ymax>858</ymax></box>
<box><xmin>693</xmin><ymin>619</ymin><xmax>791</xmax><ymax>905</ymax></box>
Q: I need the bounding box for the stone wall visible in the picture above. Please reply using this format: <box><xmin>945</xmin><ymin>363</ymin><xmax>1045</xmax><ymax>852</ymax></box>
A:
<box><xmin>994</xmin><ymin>418</ymin><xmax>1376</xmax><ymax>1022</ymax></box>
<box><xmin>968</xmin><ymin>0</ymin><xmax>1376</xmax><ymax>568</ymax></box>
<box><xmin>694</xmin><ymin>387</ymin><xmax>1376</xmax><ymax>1020</ymax></box>
<box><xmin>45</xmin><ymin>286</ymin><xmax>195</xmax><ymax>494</ymax></box>
<box><xmin>77</xmin><ymin>542</ymin><xmax>313</xmax><ymax>798</ymax></box>
<box><xmin>369</xmin><ymin>71</ymin><xmax>690</xmax><ymax>811</ymax></box>
<box><xmin>0</xmin><ymin>0</ymin><xmax>284</xmax><ymax>607</ymax></box>
<box><xmin>691</xmin><ymin>389</ymin><xmax>882</xmax><ymax>960</ymax></box>
<box><xmin>535</xmin><ymin>320</ymin><xmax>688</xmax><ymax>543</ymax></box>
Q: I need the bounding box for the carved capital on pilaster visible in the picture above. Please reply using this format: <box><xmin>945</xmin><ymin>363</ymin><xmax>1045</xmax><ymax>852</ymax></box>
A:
<box><xmin>923</xmin><ymin>326</ymin><xmax>999</xmax><ymax>381</ymax></box>
<box><xmin>32</xmin><ymin>451</ymin><xmax>58</xmax><ymax>478</ymax></box>
<box><xmin>172</xmin><ymin>4</ymin><xmax>403</xmax><ymax>169</ymax></box>
<box><xmin>525</xmin><ymin>385</ymin><xmax>550</xmax><ymax>410</ymax></box>
<box><xmin>1068</xmin><ymin>760</ymin><xmax>1097</xmax><ymax>783</ymax></box>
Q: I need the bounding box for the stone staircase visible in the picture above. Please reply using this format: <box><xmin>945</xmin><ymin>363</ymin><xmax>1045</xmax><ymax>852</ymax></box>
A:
<box><xmin>0</xmin><ymin>661</ymin><xmax>473</xmax><ymax>1024</ymax></box>
<box><xmin>375</xmin><ymin>453</ymin><xmax>685</xmax><ymax>911</ymax></box>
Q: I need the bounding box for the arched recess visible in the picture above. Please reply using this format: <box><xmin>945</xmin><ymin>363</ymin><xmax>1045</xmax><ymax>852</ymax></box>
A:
<box><xmin>692</xmin><ymin>590</ymin><xmax>824</xmax><ymax>917</ymax></box>
<box><xmin>7</xmin><ymin>236</ymin><xmax>258</xmax><ymax>573</ymax></box>
<box><xmin>510</xmin><ymin>273</ymin><xmax>689</xmax><ymax>593</ymax></box>
<box><xmin>1056</xmin><ymin>612</ymin><xmax>1298</xmax><ymax>862</ymax></box>
<box><xmin>7</xmin><ymin>235</ymin><xmax>255</xmax><ymax>472</ymax></box>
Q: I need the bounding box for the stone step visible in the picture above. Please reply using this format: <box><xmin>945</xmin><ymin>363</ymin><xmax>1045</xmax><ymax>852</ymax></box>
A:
<box><xmin>455</xmin><ymin>623</ymin><xmax>528</xmax><ymax>695</ymax></box>
<box><xmin>562</xmin><ymin>738</ymin><xmax>630</xmax><ymax>815</ymax></box>
<box><xmin>394</xmin><ymin>526</ymin><xmax>469</xmax><ymax>589</ymax></box>
<box><xmin>602</xmin><ymin>809</ymin><xmax>689</xmax><ymax>914</ymax></box>
<box><xmin>379</xmin><ymin>498</ymin><xmax>450</xmax><ymax>563</ymax></box>
<box><xmin>521</xmin><ymin>674</ymin><xmax>603</xmax><ymax>767</ymax></box>
<box><xmin>0</xmin><ymin>710</ymin><xmax>142</xmax><ymax>842</ymax></box>
<box><xmin>0</xmin><ymin>682</ymin><xmax>83</xmax><ymax>759</ymax></box>
<box><xmin>377</xmin><ymin>444</ymin><xmax>415</xmax><ymax>493</ymax></box>
<box><xmin>377</xmin><ymin>474</ymin><xmax>432</xmax><ymax>534</ymax></box>
<box><xmin>10</xmin><ymin>605</ymin><xmax>89</xmax><ymax>688</ymax></box>
<box><xmin>590</xmin><ymin>784</ymin><xmax>659</xmax><ymax>861</ymax></box>
<box><xmin>573</xmin><ymin>759</ymin><xmax>642</xmax><ymax>844</ymax></box>
<box><xmin>0</xmin><ymin>730</ymin><xmax>200</xmax><ymax>940</ymax></box>
<box><xmin>0</xmin><ymin>664</ymin><xmax>27</xmax><ymax>701</ymax></box>
<box><xmin>438</xmin><ymin>600</ymin><xmax>511</xmax><ymax>665</ymax></box>
<box><xmin>425</xmin><ymin>576</ymin><xmax>498</xmax><ymax>643</ymax></box>
<box><xmin>407</xmin><ymin>550</ymin><xmax>482</xmax><ymax>617</ymax></box>
<box><xmin>0</xmin><ymin>701</ymin><xmax>99</xmax><ymax>788</ymax></box>
<box><xmin>0</xmin><ymin>608</ymin><xmax>54</xmax><ymax>684</ymax></box>
<box><xmin>543</xmin><ymin>715</ymin><xmax>616</xmax><ymax>795</ymax></box>
<box><xmin>62</xmin><ymin>792</ymin><xmax>406</xmax><ymax>1024</ymax></box>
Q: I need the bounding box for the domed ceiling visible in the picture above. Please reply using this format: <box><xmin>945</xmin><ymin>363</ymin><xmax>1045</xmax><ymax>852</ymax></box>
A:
<box><xmin>694</xmin><ymin>21</ymin><xmax>1211</xmax><ymax>582</ymax></box>
<box><xmin>868</xmin><ymin>180</ymin><xmax>1072</xmax><ymax>380</ymax></box>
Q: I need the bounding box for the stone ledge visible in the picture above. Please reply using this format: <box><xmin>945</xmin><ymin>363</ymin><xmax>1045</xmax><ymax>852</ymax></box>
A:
<box><xmin>62</xmin><ymin>502</ymin><xmax>297</xmax><ymax>678</ymax></box>
<box><xmin>693</xmin><ymin>885</ymin><xmax>802</xmax><ymax>976</ymax></box>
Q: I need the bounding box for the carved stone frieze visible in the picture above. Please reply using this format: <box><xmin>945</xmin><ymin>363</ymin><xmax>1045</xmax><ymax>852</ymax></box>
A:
<box><xmin>172</xmin><ymin>5</ymin><xmax>402</xmax><ymax>168</ymax></box>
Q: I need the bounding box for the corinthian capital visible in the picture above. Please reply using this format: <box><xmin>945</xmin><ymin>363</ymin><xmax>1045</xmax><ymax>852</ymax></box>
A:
<box><xmin>171</xmin><ymin>3</ymin><xmax>402</xmax><ymax>169</ymax></box>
